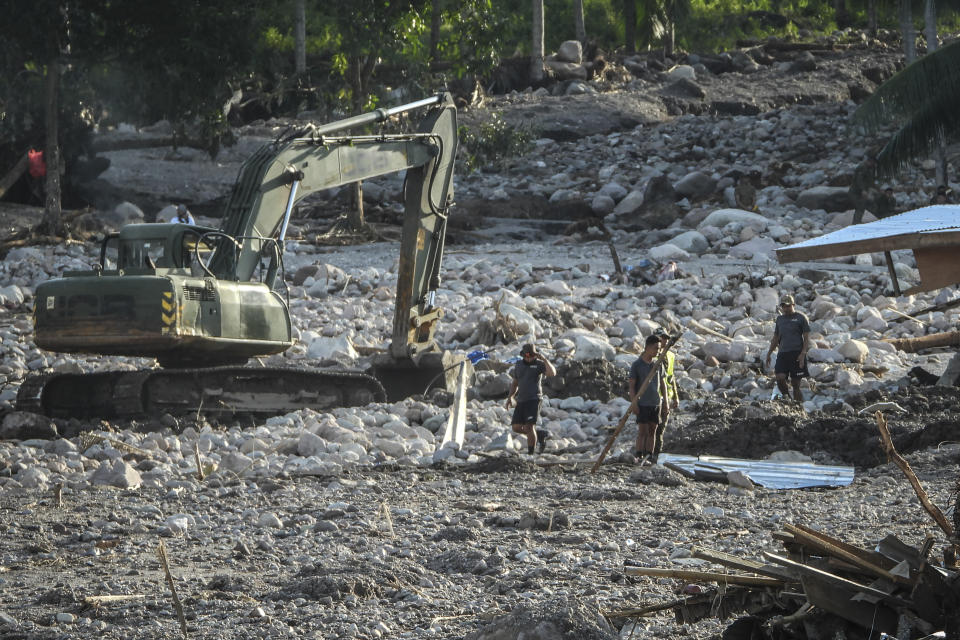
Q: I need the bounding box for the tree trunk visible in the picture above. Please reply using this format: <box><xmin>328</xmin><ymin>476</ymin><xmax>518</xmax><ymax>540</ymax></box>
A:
<box><xmin>430</xmin><ymin>0</ymin><xmax>442</xmax><ymax>60</ymax></box>
<box><xmin>531</xmin><ymin>0</ymin><xmax>545</xmax><ymax>83</ymax></box>
<box><xmin>900</xmin><ymin>0</ymin><xmax>916</xmax><ymax>63</ymax></box>
<box><xmin>664</xmin><ymin>22</ymin><xmax>675</xmax><ymax>58</ymax></box>
<box><xmin>923</xmin><ymin>0</ymin><xmax>947</xmax><ymax>186</ymax></box>
<box><xmin>42</xmin><ymin>56</ymin><xmax>63</xmax><ymax>235</ymax></box>
<box><xmin>624</xmin><ymin>0</ymin><xmax>637</xmax><ymax>54</ymax></box>
<box><xmin>346</xmin><ymin>56</ymin><xmax>376</xmax><ymax>231</ymax></box>
<box><xmin>573</xmin><ymin>0</ymin><xmax>586</xmax><ymax>43</ymax></box>
<box><xmin>867</xmin><ymin>0</ymin><xmax>877</xmax><ymax>36</ymax></box>
<box><xmin>294</xmin><ymin>0</ymin><xmax>306</xmax><ymax>74</ymax></box>
<box><xmin>348</xmin><ymin>180</ymin><xmax>365</xmax><ymax>230</ymax></box>
<box><xmin>833</xmin><ymin>0</ymin><xmax>850</xmax><ymax>29</ymax></box>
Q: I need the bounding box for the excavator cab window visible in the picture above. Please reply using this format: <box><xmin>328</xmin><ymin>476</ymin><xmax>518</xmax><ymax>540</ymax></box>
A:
<box><xmin>100</xmin><ymin>234</ymin><xmax>120</xmax><ymax>271</ymax></box>
<box><xmin>118</xmin><ymin>238</ymin><xmax>168</xmax><ymax>270</ymax></box>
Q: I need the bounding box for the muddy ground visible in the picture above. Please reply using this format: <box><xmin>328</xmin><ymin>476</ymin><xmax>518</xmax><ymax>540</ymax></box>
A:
<box><xmin>1</xmin><ymin>380</ymin><xmax>959</xmax><ymax>639</ymax></box>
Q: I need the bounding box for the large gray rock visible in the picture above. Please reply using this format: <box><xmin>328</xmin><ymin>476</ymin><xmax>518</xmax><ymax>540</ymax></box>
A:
<box><xmin>669</xmin><ymin>230</ymin><xmax>709</xmax><ymax>254</ymax></box>
<box><xmin>698</xmin><ymin>208</ymin><xmax>768</xmax><ymax>229</ymax></box>
<box><xmin>0</xmin><ymin>412</ymin><xmax>57</xmax><ymax>440</ymax></box>
<box><xmin>545</xmin><ymin>60</ymin><xmax>587</xmax><ymax>81</ymax></box>
<box><xmin>674</xmin><ymin>171</ymin><xmax>717</xmax><ymax>200</ymax></box>
<box><xmin>796</xmin><ymin>186</ymin><xmax>852</xmax><ymax>212</ymax></box>
<box><xmin>556</xmin><ymin>40</ymin><xmax>583</xmax><ymax>64</ymax></box>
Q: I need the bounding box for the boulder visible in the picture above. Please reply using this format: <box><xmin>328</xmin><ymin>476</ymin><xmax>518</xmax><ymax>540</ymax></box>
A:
<box><xmin>674</xmin><ymin>171</ymin><xmax>717</xmax><ymax>200</ymax></box>
<box><xmin>796</xmin><ymin>186</ymin><xmax>852</xmax><ymax>212</ymax></box>
<box><xmin>545</xmin><ymin>60</ymin><xmax>587</xmax><ymax>81</ymax></box>
<box><xmin>649</xmin><ymin>243</ymin><xmax>690</xmax><ymax>261</ymax></box>
<box><xmin>666</xmin><ymin>65</ymin><xmax>696</xmax><ymax>81</ymax></box>
<box><xmin>669</xmin><ymin>230</ymin><xmax>709</xmax><ymax>254</ymax></box>
<box><xmin>556</xmin><ymin>40</ymin><xmax>583</xmax><ymax>64</ymax></box>
<box><xmin>698</xmin><ymin>208</ymin><xmax>768</xmax><ymax>230</ymax></box>
<box><xmin>0</xmin><ymin>412</ymin><xmax>58</xmax><ymax>440</ymax></box>
<box><xmin>572</xmin><ymin>334</ymin><xmax>616</xmax><ymax>361</ymax></box>
<box><xmin>306</xmin><ymin>335</ymin><xmax>359</xmax><ymax>361</ymax></box>
<box><xmin>838</xmin><ymin>340</ymin><xmax>869</xmax><ymax>364</ymax></box>
<box><xmin>728</xmin><ymin>236</ymin><xmax>778</xmax><ymax>260</ymax></box>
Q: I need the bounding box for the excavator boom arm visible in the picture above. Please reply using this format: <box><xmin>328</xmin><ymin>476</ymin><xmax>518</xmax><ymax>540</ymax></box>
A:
<box><xmin>211</xmin><ymin>92</ymin><xmax>458</xmax><ymax>357</ymax></box>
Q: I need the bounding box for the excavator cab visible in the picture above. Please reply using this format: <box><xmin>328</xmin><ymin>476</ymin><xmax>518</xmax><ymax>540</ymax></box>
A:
<box><xmin>23</xmin><ymin>93</ymin><xmax>463</xmax><ymax>417</ymax></box>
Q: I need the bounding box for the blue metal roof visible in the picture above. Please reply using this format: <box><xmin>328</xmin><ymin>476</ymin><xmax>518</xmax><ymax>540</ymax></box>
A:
<box><xmin>777</xmin><ymin>205</ymin><xmax>960</xmax><ymax>262</ymax></box>
<box><xmin>659</xmin><ymin>453</ymin><xmax>855</xmax><ymax>489</ymax></box>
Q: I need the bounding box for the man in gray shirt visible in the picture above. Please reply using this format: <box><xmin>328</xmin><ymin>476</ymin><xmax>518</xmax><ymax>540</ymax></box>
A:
<box><xmin>629</xmin><ymin>334</ymin><xmax>669</xmax><ymax>465</ymax></box>
<box><xmin>765</xmin><ymin>294</ymin><xmax>811</xmax><ymax>402</ymax></box>
<box><xmin>506</xmin><ymin>344</ymin><xmax>556</xmax><ymax>455</ymax></box>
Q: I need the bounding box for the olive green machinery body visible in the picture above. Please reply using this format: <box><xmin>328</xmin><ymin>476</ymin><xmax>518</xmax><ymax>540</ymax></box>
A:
<box><xmin>22</xmin><ymin>94</ymin><xmax>459</xmax><ymax>418</ymax></box>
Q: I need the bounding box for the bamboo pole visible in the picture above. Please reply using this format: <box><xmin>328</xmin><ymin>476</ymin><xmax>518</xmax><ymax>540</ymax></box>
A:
<box><xmin>623</xmin><ymin>566</ymin><xmax>785</xmax><ymax>587</ymax></box>
<box><xmin>591</xmin><ymin>334</ymin><xmax>680</xmax><ymax>472</ymax></box>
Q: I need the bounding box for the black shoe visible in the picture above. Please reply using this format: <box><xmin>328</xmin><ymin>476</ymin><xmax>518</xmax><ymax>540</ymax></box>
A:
<box><xmin>536</xmin><ymin>429</ymin><xmax>549</xmax><ymax>454</ymax></box>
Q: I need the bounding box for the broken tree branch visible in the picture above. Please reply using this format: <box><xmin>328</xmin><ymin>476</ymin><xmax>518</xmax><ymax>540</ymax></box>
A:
<box><xmin>157</xmin><ymin>540</ymin><xmax>189</xmax><ymax>639</ymax></box>
<box><xmin>875</xmin><ymin>411</ymin><xmax>954</xmax><ymax>538</ymax></box>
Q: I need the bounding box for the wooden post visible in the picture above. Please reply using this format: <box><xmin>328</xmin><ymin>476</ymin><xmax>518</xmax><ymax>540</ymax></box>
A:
<box><xmin>884</xmin><ymin>251</ymin><xmax>902</xmax><ymax>296</ymax></box>
<box><xmin>591</xmin><ymin>334</ymin><xmax>679</xmax><ymax>472</ymax></box>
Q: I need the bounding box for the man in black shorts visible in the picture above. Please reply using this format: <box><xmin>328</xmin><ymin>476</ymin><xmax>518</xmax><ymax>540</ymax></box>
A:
<box><xmin>506</xmin><ymin>344</ymin><xmax>556</xmax><ymax>455</ymax></box>
<box><xmin>765</xmin><ymin>294</ymin><xmax>811</xmax><ymax>402</ymax></box>
<box><xmin>629</xmin><ymin>335</ymin><xmax>669</xmax><ymax>465</ymax></box>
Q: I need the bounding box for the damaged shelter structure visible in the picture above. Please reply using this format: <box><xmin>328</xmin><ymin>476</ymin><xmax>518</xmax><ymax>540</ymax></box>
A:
<box><xmin>775</xmin><ymin>205</ymin><xmax>960</xmax><ymax>386</ymax></box>
<box><xmin>612</xmin><ymin>414</ymin><xmax>960</xmax><ymax>640</ymax></box>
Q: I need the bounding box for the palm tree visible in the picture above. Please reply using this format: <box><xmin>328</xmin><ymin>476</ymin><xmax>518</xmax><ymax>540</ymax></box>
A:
<box><xmin>853</xmin><ymin>39</ymin><xmax>960</xmax><ymax>177</ymax></box>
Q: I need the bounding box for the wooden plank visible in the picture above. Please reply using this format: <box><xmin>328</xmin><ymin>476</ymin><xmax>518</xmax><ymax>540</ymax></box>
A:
<box><xmin>801</xmin><ymin>573</ymin><xmax>899</xmax><ymax>631</ymax></box>
<box><xmin>787</xmin><ymin>523</ymin><xmax>897</xmax><ymax>569</ymax></box>
<box><xmin>784</xmin><ymin>523</ymin><xmax>907</xmax><ymax>584</ymax></box>
<box><xmin>884</xmin><ymin>251</ymin><xmax>902</xmax><ymax>296</ymax></box>
<box><xmin>690</xmin><ymin>547</ymin><xmax>798</xmax><ymax>581</ymax></box>
<box><xmin>762</xmin><ymin>552</ymin><xmax>909</xmax><ymax>606</ymax></box>
<box><xmin>624</xmin><ymin>566</ymin><xmax>786</xmax><ymax>587</ymax></box>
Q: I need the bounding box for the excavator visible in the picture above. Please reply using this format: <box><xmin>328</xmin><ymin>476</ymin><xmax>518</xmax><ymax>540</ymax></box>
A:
<box><xmin>17</xmin><ymin>93</ymin><xmax>462</xmax><ymax>419</ymax></box>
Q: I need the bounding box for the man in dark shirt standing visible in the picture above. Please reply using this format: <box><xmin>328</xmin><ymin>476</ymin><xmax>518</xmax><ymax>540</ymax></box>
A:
<box><xmin>765</xmin><ymin>294</ymin><xmax>811</xmax><ymax>402</ymax></box>
<box><xmin>629</xmin><ymin>335</ymin><xmax>669</xmax><ymax>465</ymax></box>
<box><xmin>506</xmin><ymin>344</ymin><xmax>556</xmax><ymax>455</ymax></box>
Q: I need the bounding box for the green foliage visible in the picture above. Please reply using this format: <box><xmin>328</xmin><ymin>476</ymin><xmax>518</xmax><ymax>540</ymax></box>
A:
<box><xmin>457</xmin><ymin>114</ymin><xmax>534</xmax><ymax>173</ymax></box>
<box><xmin>854</xmin><ymin>39</ymin><xmax>960</xmax><ymax>175</ymax></box>
<box><xmin>431</xmin><ymin>0</ymin><xmax>511</xmax><ymax>76</ymax></box>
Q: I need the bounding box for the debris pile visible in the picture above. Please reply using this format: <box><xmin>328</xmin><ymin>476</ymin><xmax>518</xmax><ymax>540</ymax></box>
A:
<box><xmin>621</xmin><ymin>522</ymin><xmax>960</xmax><ymax>639</ymax></box>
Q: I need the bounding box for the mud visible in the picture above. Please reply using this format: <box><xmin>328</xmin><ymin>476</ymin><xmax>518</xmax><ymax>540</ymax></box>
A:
<box><xmin>668</xmin><ymin>385</ymin><xmax>960</xmax><ymax>468</ymax></box>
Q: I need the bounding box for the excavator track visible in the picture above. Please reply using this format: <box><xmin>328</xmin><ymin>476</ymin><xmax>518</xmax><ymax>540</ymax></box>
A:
<box><xmin>16</xmin><ymin>367</ymin><xmax>386</xmax><ymax>420</ymax></box>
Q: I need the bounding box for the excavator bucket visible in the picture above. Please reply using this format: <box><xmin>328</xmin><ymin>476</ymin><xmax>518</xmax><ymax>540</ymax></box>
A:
<box><xmin>369</xmin><ymin>351</ymin><xmax>471</xmax><ymax>402</ymax></box>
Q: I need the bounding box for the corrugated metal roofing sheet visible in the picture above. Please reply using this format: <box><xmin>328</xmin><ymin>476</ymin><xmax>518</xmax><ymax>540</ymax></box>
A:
<box><xmin>659</xmin><ymin>453</ymin><xmax>855</xmax><ymax>489</ymax></box>
<box><xmin>779</xmin><ymin>205</ymin><xmax>960</xmax><ymax>252</ymax></box>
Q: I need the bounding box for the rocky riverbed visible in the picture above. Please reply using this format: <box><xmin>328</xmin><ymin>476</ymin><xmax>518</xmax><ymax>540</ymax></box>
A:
<box><xmin>2</xmin><ymin>31</ymin><xmax>960</xmax><ymax>639</ymax></box>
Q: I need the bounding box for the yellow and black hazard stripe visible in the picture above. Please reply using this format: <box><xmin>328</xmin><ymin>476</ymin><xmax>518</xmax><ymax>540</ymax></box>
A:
<box><xmin>160</xmin><ymin>291</ymin><xmax>178</xmax><ymax>333</ymax></box>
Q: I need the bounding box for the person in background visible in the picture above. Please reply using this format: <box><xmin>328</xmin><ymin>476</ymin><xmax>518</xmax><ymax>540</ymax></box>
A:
<box><xmin>849</xmin><ymin>155</ymin><xmax>878</xmax><ymax>224</ymax></box>
<box><xmin>505</xmin><ymin>344</ymin><xmax>556</xmax><ymax>455</ymax></box>
<box><xmin>629</xmin><ymin>334</ymin><xmax>669</xmax><ymax>465</ymax></box>
<box><xmin>652</xmin><ymin>328</ymin><xmax>679</xmax><ymax>463</ymax></box>
<box><xmin>171</xmin><ymin>204</ymin><xmax>195</xmax><ymax>224</ymax></box>
<box><xmin>765</xmin><ymin>294</ymin><xmax>811</xmax><ymax>403</ymax></box>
